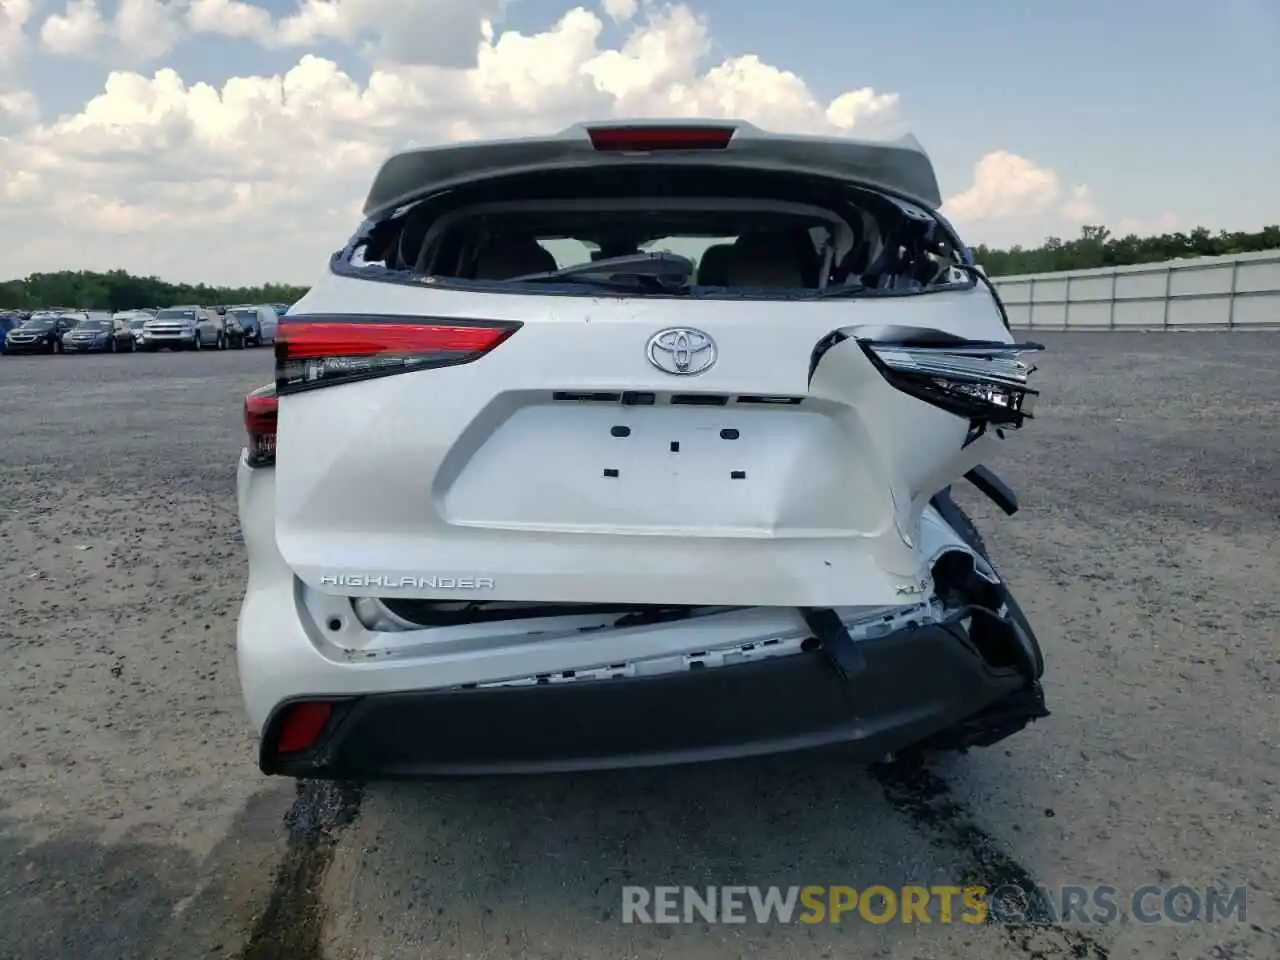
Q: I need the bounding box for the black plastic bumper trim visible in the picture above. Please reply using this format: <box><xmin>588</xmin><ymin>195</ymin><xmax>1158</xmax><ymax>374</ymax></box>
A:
<box><xmin>260</xmin><ymin>615</ymin><xmax>1040</xmax><ymax>779</ymax></box>
<box><xmin>964</xmin><ymin>464</ymin><xmax>1019</xmax><ymax>516</ymax></box>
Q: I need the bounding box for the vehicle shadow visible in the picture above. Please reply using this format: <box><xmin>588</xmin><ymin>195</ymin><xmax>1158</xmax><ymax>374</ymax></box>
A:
<box><xmin>316</xmin><ymin>748</ymin><xmax>1095</xmax><ymax>959</ymax></box>
<box><xmin>0</xmin><ymin>786</ymin><xmax>293</xmax><ymax>960</ymax></box>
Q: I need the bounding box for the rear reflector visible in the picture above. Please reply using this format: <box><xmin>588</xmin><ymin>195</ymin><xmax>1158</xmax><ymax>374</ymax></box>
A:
<box><xmin>243</xmin><ymin>383</ymin><xmax>278</xmax><ymax>467</ymax></box>
<box><xmin>587</xmin><ymin>125</ymin><xmax>735</xmax><ymax>152</ymax></box>
<box><xmin>275</xmin><ymin>315</ymin><xmax>520</xmax><ymax>395</ymax></box>
<box><xmin>276</xmin><ymin>701</ymin><xmax>333</xmax><ymax>753</ymax></box>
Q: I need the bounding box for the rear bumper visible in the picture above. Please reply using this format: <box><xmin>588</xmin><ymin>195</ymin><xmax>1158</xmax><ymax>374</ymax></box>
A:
<box><xmin>260</xmin><ymin>619</ymin><xmax>1046</xmax><ymax>778</ymax></box>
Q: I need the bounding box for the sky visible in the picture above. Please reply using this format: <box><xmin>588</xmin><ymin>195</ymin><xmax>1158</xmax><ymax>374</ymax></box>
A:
<box><xmin>1</xmin><ymin>0</ymin><xmax>1277</xmax><ymax>286</ymax></box>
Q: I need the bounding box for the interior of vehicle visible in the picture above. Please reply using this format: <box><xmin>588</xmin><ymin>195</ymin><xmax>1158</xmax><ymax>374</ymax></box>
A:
<box><xmin>348</xmin><ymin>166</ymin><xmax>967</xmax><ymax>296</ymax></box>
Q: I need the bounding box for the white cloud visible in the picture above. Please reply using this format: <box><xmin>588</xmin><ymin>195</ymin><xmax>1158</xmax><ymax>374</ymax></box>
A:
<box><xmin>0</xmin><ymin>0</ymin><xmax>35</xmax><ymax>132</ymax></box>
<box><xmin>39</xmin><ymin>0</ymin><xmax>182</xmax><ymax>62</ymax></box>
<box><xmin>1</xmin><ymin>2</ymin><xmax>910</xmax><ymax>284</ymax></box>
<box><xmin>944</xmin><ymin>151</ymin><xmax>1061</xmax><ymax>221</ymax></box>
<box><xmin>39</xmin><ymin>0</ymin><xmax>103</xmax><ymax>56</ymax></box>
<box><xmin>115</xmin><ymin>0</ymin><xmax>184</xmax><ymax>60</ymax></box>
<box><xmin>277</xmin><ymin>0</ymin><xmax>506</xmax><ymax>67</ymax></box>
<box><xmin>602</xmin><ymin>0</ymin><xmax>638</xmax><ymax>22</ymax></box>
<box><xmin>0</xmin><ymin>88</ymin><xmax>38</xmax><ymax>122</ymax></box>
<box><xmin>0</xmin><ymin>90</ymin><xmax>37</xmax><ymax>137</ymax></box>
<box><xmin>0</xmin><ymin>0</ymin><xmax>33</xmax><ymax>66</ymax></box>
<box><xmin>36</xmin><ymin>0</ymin><xmax>516</xmax><ymax>70</ymax></box>
<box><xmin>186</xmin><ymin>0</ymin><xmax>274</xmax><ymax>39</ymax></box>
<box><xmin>942</xmin><ymin>150</ymin><xmax>1104</xmax><ymax>247</ymax></box>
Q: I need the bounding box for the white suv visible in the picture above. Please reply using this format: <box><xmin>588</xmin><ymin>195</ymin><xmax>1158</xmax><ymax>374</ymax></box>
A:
<box><xmin>236</xmin><ymin>119</ymin><xmax>1048</xmax><ymax>779</ymax></box>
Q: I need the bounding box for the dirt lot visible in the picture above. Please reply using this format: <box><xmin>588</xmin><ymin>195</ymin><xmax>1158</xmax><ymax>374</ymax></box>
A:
<box><xmin>0</xmin><ymin>333</ymin><xmax>1277</xmax><ymax>960</ymax></box>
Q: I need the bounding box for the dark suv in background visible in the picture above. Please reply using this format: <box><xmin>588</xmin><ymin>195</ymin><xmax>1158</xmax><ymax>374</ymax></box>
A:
<box><xmin>4</xmin><ymin>314</ymin><xmax>78</xmax><ymax>354</ymax></box>
<box><xmin>62</xmin><ymin>315</ymin><xmax>136</xmax><ymax>353</ymax></box>
<box><xmin>0</xmin><ymin>312</ymin><xmax>22</xmax><ymax>354</ymax></box>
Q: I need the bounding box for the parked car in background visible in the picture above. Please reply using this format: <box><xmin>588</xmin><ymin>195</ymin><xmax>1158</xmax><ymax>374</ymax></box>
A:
<box><xmin>62</xmin><ymin>314</ymin><xmax>135</xmax><ymax>353</ymax></box>
<box><xmin>4</xmin><ymin>314</ymin><xmax>78</xmax><ymax>354</ymax></box>
<box><xmin>271</xmin><ymin>302</ymin><xmax>292</xmax><ymax>317</ymax></box>
<box><xmin>0</xmin><ymin>313</ymin><xmax>21</xmax><ymax>354</ymax></box>
<box><xmin>223</xmin><ymin>305</ymin><xmax>279</xmax><ymax>348</ymax></box>
<box><xmin>141</xmin><ymin>306</ymin><xmax>224</xmax><ymax>351</ymax></box>
<box><xmin>113</xmin><ymin>310</ymin><xmax>155</xmax><ymax>348</ymax></box>
<box><xmin>196</xmin><ymin>309</ymin><xmax>226</xmax><ymax>348</ymax></box>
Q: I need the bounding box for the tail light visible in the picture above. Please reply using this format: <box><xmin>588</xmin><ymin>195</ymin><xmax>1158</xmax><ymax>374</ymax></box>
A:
<box><xmin>859</xmin><ymin>340</ymin><xmax>1044</xmax><ymax>428</ymax></box>
<box><xmin>242</xmin><ymin>316</ymin><xmax>520</xmax><ymax>467</ymax></box>
<box><xmin>587</xmin><ymin>125</ymin><xmax>735</xmax><ymax>152</ymax></box>
<box><xmin>275</xmin><ymin>314</ymin><xmax>521</xmax><ymax>395</ymax></box>
<box><xmin>244</xmin><ymin>384</ymin><xmax>278</xmax><ymax>467</ymax></box>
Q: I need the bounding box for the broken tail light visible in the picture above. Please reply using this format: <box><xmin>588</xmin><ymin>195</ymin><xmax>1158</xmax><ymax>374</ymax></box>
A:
<box><xmin>275</xmin><ymin>315</ymin><xmax>521</xmax><ymax>395</ymax></box>
<box><xmin>244</xmin><ymin>383</ymin><xmax>278</xmax><ymax>467</ymax></box>
<box><xmin>859</xmin><ymin>340</ymin><xmax>1043</xmax><ymax>428</ymax></box>
<box><xmin>587</xmin><ymin>125</ymin><xmax>735</xmax><ymax>152</ymax></box>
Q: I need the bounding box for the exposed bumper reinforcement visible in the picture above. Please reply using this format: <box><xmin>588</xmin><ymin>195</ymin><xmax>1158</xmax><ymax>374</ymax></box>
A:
<box><xmin>260</xmin><ymin>614</ymin><xmax>1046</xmax><ymax>779</ymax></box>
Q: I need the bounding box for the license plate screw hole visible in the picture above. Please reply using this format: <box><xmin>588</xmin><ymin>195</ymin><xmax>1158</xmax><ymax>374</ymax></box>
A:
<box><xmin>720</xmin><ymin>428</ymin><xmax>739</xmax><ymax>440</ymax></box>
<box><xmin>731</xmin><ymin>470</ymin><xmax>746</xmax><ymax>479</ymax></box>
<box><xmin>610</xmin><ymin>425</ymin><xmax>631</xmax><ymax>438</ymax></box>
<box><xmin>603</xmin><ymin>468</ymin><xmax>620</xmax><ymax>478</ymax></box>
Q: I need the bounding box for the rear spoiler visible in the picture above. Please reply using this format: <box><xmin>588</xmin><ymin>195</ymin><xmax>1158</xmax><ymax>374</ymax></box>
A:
<box><xmin>362</xmin><ymin>121</ymin><xmax>944</xmax><ymax>218</ymax></box>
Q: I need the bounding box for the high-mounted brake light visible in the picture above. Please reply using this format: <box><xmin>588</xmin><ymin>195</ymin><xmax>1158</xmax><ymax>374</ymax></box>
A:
<box><xmin>275</xmin><ymin>315</ymin><xmax>520</xmax><ymax>395</ymax></box>
<box><xmin>859</xmin><ymin>340</ymin><xmax>1044</xmax><ymax>429</ymax></box>
<box><xmin>243</xmin><ymin>383</ymin><xmax>278</xmax><ymax>467</ymax></box>
<box><xmin>587</xmin><ymin>125</ymin><xmax>735</xmax><ymax>152</ymax></box>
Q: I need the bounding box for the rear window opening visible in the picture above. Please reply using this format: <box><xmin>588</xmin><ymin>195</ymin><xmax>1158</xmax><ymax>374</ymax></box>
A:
<box><xmin>337</xmin><ymin>165</ymin><xmax>973</xmax><ymax>300</ymax></box>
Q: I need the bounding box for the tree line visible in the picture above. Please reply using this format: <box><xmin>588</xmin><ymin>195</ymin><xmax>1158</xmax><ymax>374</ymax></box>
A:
<box><xmin>1</xmin><ymin>224</ymin><xmax>1277</xmax><ymax>309</ymax></box>
<box><xmin>0</xmin><ymin>269</ymin><xmax>310</xmax><ymax>312</ymax></box>
<box><xmin>971</xmin><ymin>224</ymin><xmax>1279</xmax><ymax>276</ymax></box>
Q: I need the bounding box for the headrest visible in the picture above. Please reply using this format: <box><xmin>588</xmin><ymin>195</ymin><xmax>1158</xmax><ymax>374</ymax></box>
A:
<box><xmin>472</xmin><ymin>234</ymin><xmax>558</xmax><ymax>280</ymax></box>
<box><xmin>725</xmin><ymin>229</ymin><xmax>817</xmax><ymax>288</ymax></box>
<box><xmin>696</xmin><ymin>243</ymin><xmax>735</xmax><ymax>285</ymax></box>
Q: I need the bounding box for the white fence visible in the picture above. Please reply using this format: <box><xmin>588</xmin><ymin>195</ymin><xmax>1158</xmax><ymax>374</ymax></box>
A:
<box><xmin>990</xmin><ymin>249</ymin><xmax>1280</xmax><ymax>330</ymax></box>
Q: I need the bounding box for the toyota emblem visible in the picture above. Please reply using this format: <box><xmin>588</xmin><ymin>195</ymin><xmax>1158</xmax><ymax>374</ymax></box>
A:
<box><xmin>646</xmin><ymin>327</ymin><xmax>717</xmax><ymax>376</ymax></box>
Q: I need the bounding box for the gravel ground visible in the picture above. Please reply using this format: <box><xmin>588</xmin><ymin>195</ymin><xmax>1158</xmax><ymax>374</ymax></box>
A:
<box><xmin>0</xmin><ymin>333</ymin><xmax>1276</xmax><ymax>960</ymax></box>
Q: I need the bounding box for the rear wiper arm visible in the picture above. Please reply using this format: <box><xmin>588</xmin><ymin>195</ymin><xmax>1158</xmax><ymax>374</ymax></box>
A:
<box><xmin>507</xmin><ymin>273</ymin><xmax>687</xmax><ymax>294</ymax></box>
<box><xmin>510</xmin><ymin>252</ymin><xmax>695</xmax><ymax>292</ymax></box>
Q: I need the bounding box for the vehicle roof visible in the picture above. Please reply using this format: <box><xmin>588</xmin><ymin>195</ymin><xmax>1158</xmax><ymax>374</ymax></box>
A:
<box><xmin>363</xmin><ymin>119</ymin><xmax>943</xmax><ymax>218</ymax></box>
